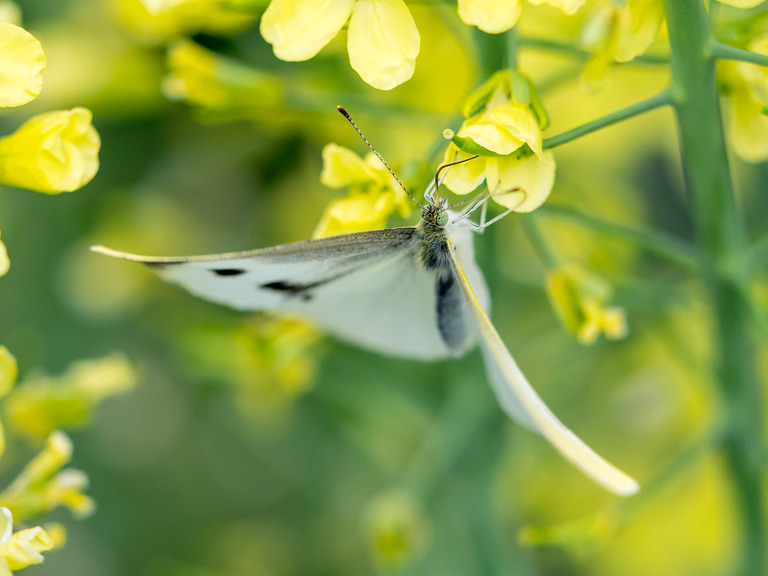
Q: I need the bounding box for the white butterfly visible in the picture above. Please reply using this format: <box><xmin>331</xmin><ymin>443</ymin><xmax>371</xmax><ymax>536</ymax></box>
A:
<box><xmin>92</xmin><ymin>110</ymin><xmax>638</xmax><ymax>497</ymax></box>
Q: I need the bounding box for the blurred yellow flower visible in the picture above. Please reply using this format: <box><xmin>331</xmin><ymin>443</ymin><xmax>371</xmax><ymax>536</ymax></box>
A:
<box><xmin>365</xmin><ymin>490</ymin><xmax>428</xmax><ymax>570</ymax></box>
<box><xmin>0</xmin><ymin>348</ymin><xmax>16</xmax><ymax>400</ymax></box>
<box><xmin>260</xmin><ymin>0</ymin><xmax>419</xmax><ymax>90</ymax></box>
<box><xmin>116</xmin><ymin>0</ymin><xmax>255</xmax><ymax>43</ymax></box>
<box><xmin>0</xmin><ymin>233</ymin><xmax>8</xmax><ymax>278</ymax></box>
<box><xmin>0</xmin><ymin>2</ymin><xmax>22</xmax><ymax>25</ymax></box>
<box><xmin>0</xmin><ymin>23</ymin><xmax>46</xmax><ymax>108</ymax></box>
<box><xmin>163</xmin><ymin>38</ymin><xmax>283</xmax><ymax>117</ymax></box>
<box><xmin>0</xmin><ymin>108</ymin><xmax>100</xmax><ymax>194</ymax></box>
<box><xmin>458</xmin><ymin>0</ymin><xmax>585</xmax><ymax>33</ymax></box>
<box><xmin>529</xmin><ymin>0</ymin><xmax>584</xmax><ymax>12</ymax></box>
<box><xmin>442</xmin><ymin>71</ymin><xmax>554</xmax><ymax>211</ymax></box>
<box><xmin>720</xmin><ymin>34</ymin><xmax>768</xmax><ymax>162</ymax></box>
<box><xmin>314</xmin><ymin>143</ymin><xmax>413</xmax><ymax>237</ymax></box>
<box><xmin>0</xmin><ymin>507</ymin><xmax>54</xmax><ymax>574</ymax></box>
<box><xmin>546</xmin><ymin>265</ymin><xmax>628</xmax><ymax>345</ymax></box>
<box><xmin>4</xmin><ymin>354</ymin><xmax>137</xmax><ymax>441</ymax></box>
<box><xmin>580</xmin><ymin>0</ymin><xmax>664</xmax><ymax>85</ymax></box>
<box><xmin>458</xmin><ymin>0</ymin><xmax>522</xmax><ymax>34</ymax></box>
<box><xmin>0</xmin><ymin>431</ymin><xmax>95</xmax><ymax>521</ymax></box>
<box><xmin>717</xmin><ymin>0</ymin><xmax>764</xmax><ymax>6</ymax></box>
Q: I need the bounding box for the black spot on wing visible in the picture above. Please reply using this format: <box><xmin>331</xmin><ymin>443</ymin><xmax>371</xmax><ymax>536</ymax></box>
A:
<box><xmin>436</xmin><ymin>272</ymin><xmax>467</xmax><ymax>354</ymax></box>
<box><xmin>212</xmin><ymin>268</ymin><xmax>246</xmax><ymax>276</ymax></box>
<box><xmin>259</xmin><ymin>278</ymin><xmax>335</xmax><ymax>302</ymax></box>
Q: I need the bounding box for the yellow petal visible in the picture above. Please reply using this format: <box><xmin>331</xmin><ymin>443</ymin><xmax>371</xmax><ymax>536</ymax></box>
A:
<box><xmin>485</xmin><ymin>150</ymin><xmax>555</xmax><ymax>212</ymax></box>
<box><xmin>320</xmin><ymin>144</ymin><xmax>380</xmax><ymax>188</ymax></box>
<box><xmin>487</xmin><ymin>103</ymin><xmax>543</xmax><ymax>158</ymax></box>
<box><xmin>727</xmin><ymin>88</ymin><xmax>768</xmax><ymax>163</ymax></box>
<box><xmin>458</xmin><ymin>116</ymin><xmax>523</xmax><ymax>156</ymax></box>
<box><xmin>528</xmin><ymin>0</ymin><xmax>585</xmax><ymax>14</ymax></box>
<box><xmin>260</xmin><ymin>0</ymin><xmax>353</xmax><ymax>61</ymax></box>
<box><xmin>0</xmin><ymin>347</ymin><xmax>16</xmax><ymax>397</ymax></box>
<box><xmin>0</xmin><ymin>2</ymin><xmax>22</xmax><ymax>26</ymax></box>
<box><xmin>440</xmin><ymin>145</ymin><xmax>486</xmax><ymax>195</ymax></box>
<box><xmin>0</xmin><ymin>231</ymin><xmax>8</xmax><ymax>278</ymax></box>
<box><xmin>457</xmin><ymin>0</ymin><xmax>522</xmax><ymax>34</ymax></box>
<box><xmin>348</xmin><ymin>0</ymin><xmax>420</xmax><ymax>90</ymax></box>
<box><xmin>0</xmin><ymin>509</ymin><xmax>11</xmax><ymax>547</ymax></box>
<box><xmin>717</xmin><ymin>0</ymin><xmax>764</xmax><ymax>6</ymax></box>
<box><xmin>2</xmin><ymin>527</ymin><xmax>54</xmax><ymax>570</ymax></box>
<box><xmin>0</xmin><ymin>23</ymin><xmax>46</xmax><ymax>107</ymax></box>
<box><xmin>313</xmin><ymin>194</ymin><xmax>390</xmax><ymax>238</ymax></box>
<box><xmin>0</xmin><ymin>108</ymin><xmax>100</xmax><ymax>194</ymax></box>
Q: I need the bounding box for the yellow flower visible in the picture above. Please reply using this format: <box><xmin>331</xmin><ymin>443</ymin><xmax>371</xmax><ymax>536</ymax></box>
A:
<box><xmin>458</xmin><ymin>0</ymin><xmax>522</xmax><ymax>34</ymax></box>
<box><xmin>717</xmin><ymin>0</ymin><xmax>764</xmax><ymax>6</ymax></box>
<box><xmin>0</xmin><ymin>232</ymin><xmax>8</xmax><ymax>278</ymax></box>
<box><xmin>0</xmin><ymin>2</ymin><xmax>23</xmax><ymax>25</ymax></box>
<box><xmin>458</xmin><ymin>0</ymin><xmax>585</xmax><ymax>33</ymax></box>
<box><xmin>546</xmin><ymin>265</ymin><xmax>628</xmax><ymax>345</ymax></box>
<box><xmin>163</xmin><ymin>38</ymin><xmax>283</xmax><ymax>117</ymax></box>
<box><xmin>0</xmin><ymin>346</ymin><xmax>17</xmax><ymax>457</ymax></box>
<box><xmin>260</xmin><ymin>0</ymin><xmax>419</xmax><ymax>90</ymax></box>
<box><xmin>0</xmin><ymin>23</ymin><xmax>46</xmax><ymax>108</ymax></box>
<box><xmin>442</xmin><ymin>72</ymin><xmax>554</xmax><ymax>211</ymax></box>
<box><xmin>0</xmin><ymin>348</ymin><xmax>16</xmax><ymax>402</ymax></box>
<box><xmin>0</xmin><ymin>431</ymin><xmax>95</xmax><ymax>521</ymax></box>
<box><xmin>580</xmin><ymin>0</ymin><xmax>665</xmax><ymax>85</ymax></box>
<box><xmin>314</xmin><ymin>143</ymin><xmax>413</xmax><ymax>237</ymax></box>
<box><xmin>0</xmin><ymin>508</ymin><xmax>54</xmax><ymax>574</ymax></box>
<box><xmin>116</xmin><ymin>0</ymin><xmax>255</xmax><ymax>43</ymax></box>
<box><xmin>3</xmin><ymin>354</ymin><xmax>136</xmax><ymax>441</ymax></box>
<box><xmin>0</xmin><ymin>108</ymin><xmax>100</xmax><ymax>194</ymax></box>
<box><xmin>365</xmin><ymin>490</ymin><xmax>428</xmax><ymax>570</ymax></box>
<box><xmin>721</xmin><ymin>34</ymin><xmax>768</xmax><ymax>162</ymax></box>
<box><xmin>529</xmin><ymin>0</ymin><xmax>585</xmax><ymax>13</ymax></box>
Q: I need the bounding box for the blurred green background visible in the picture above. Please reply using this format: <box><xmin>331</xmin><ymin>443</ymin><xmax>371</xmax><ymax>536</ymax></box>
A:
<box><xmin>1</xmin><ymin>1</ymin><xmax>767</xmax><ymax>575</ymax></box>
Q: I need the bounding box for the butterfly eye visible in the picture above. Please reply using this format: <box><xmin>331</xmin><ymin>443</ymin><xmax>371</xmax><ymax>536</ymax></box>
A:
<box><xmin>437</xmin><ymin>211</ymin><xmax>449</xmax><ymax>226</ymax></box>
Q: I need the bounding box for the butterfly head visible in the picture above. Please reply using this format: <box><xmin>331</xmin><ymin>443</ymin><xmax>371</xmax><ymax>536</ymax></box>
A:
<box><xmin>421</xmin><ymin>197</ymin><xmax>450</xmax><ymax>229</ymax></box>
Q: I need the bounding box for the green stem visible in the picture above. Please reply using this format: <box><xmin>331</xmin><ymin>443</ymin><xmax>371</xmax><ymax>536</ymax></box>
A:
<box><xmin>520</xmin><ymin>216</ymin><xmax>557</xmax><ymax>269</ymax></box>
<box><xmin>664</xmin><ymin>2</ymin><xmax>765</xmax><ymax>576</ymax></box>
<box><xmin>542</xmin><ymin>91</ymin><xmax>673</xmax><ymax>149</ymax></box>
<box><xmin>712</xmin><ymin>42</ymin><xmax>768</xmax><ymax>68</ymax></box>
<box><xmin>538</xmin><ymin>204</ymin><xmax>699</xmax><ymax>270</ymax></box>
<box><xmin>518</xmin><ymin>36</ymin><xmax>670</xmax><ymax>65</ymax></box>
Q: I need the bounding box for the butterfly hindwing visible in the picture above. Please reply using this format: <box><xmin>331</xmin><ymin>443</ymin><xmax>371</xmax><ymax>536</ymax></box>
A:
<box><xmin>446</xmin><ymin>237</ymin><xmax>639</xmax><ymax>496</ymax></box>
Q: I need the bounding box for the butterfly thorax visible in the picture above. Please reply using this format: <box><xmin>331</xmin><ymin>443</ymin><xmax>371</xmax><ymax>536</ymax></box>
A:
<box><xmin>416</xmin><ymin>200</ymin><xmax>452</xmax><ymax>272</ymax></box>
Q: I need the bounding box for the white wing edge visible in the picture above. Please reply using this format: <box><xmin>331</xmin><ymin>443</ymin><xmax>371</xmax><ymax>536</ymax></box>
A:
<box><xmin>91</xmin><ymin>245</ymin><xmax>169</xmax><ymax>263</ymax></box>
<box><xmin>447</xmin><ymin>239</ymin><xmax>639</xmax><ymax>497</ymax></box>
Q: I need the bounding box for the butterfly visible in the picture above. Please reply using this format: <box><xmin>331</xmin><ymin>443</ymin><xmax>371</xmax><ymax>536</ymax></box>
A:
<box><xmin>92</xmin><ymin>107</ymin><xmax>638</xmax><ymax>496</ymax></box>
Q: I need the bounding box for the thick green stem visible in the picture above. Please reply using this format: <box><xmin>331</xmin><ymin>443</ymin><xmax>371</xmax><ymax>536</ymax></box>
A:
<box><xmin>664</xmin><ymin>2</ymin><xmax>765</xmax><ymax>575</ymax></box>
<box><xmin>543</xmin><ymin>91</ymin><xmax>672</xmax><ymax>149</ymax></box>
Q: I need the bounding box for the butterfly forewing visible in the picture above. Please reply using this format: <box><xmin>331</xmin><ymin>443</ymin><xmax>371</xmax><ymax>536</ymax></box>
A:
<box><xmin>94</xmin><ymin>227</ymin><xmax>467</xmax><ymax>360</ymax></box>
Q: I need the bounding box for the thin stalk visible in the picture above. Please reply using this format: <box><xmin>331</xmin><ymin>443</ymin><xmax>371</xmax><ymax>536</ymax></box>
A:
<box><xmin>518</xmin><ymin>36</ymin><xmax>670</xmax><ymax>65</ymax></box>
<box><xmin>712</xmin><ymin>42</ymin><xmax>768</xmax><ymax>68</ymax></box>
<box><xmin>664</xmin><ymin>2</ymin><xmax>765</xmax><ymax>576</ymax></box>
<box><xmin>543</xmin><ymin>91</ymin><xmax>673</xmax><ymax>149</ymax></box>
<box><xmin>538</xmin><ymin>204</ymin><xmax>699</xmax><ymax>270</ymax></box>
<box><xmin>520</xmin><ymin>216</ymin><xmax>557</xmax><ymax>269</ymax></box>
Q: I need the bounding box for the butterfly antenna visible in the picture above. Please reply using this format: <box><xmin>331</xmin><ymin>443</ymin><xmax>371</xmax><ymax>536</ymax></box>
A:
<box><xmin>434</xmin><ymin>155</ymin><xmax>479</xmax><ymax>204</ymax></box>
<box><xmin>337</xmin><ymin>106</ymin><xmax>423</xmax><ymax>209</ymax></box>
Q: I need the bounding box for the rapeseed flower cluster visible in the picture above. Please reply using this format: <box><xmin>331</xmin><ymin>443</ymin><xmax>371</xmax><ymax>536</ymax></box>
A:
<box><xmin>0</xmin><ymin>14</ymin><xmax>136</xmax><ymax>574</ymax></box>
<box><xmin>314</xmin><ymin>143</ymin><xmax>413</xmax><ymax>237</ymax></box>
<box><xmin>442</xmin><ymin>70</ymin><xmax>555</xmax><ymax>212</ymax></box>
<box><xmin>720</xmin><ymin>33</ymin><xmax>768</xmax><ymax>162</ymax></box>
